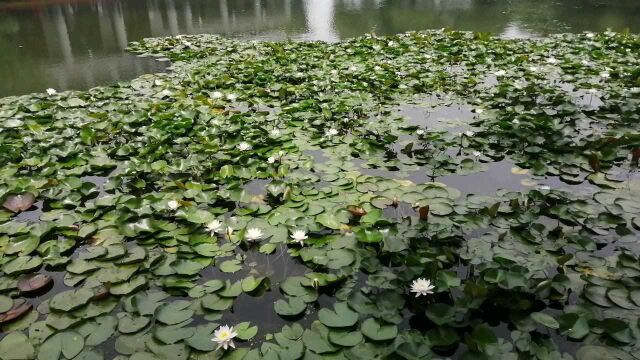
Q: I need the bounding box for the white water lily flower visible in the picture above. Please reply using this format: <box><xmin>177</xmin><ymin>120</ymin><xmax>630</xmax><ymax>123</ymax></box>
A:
<box><xmin>237</xmin><ymin>142</ymin><xmax>252</xmax><ymax>151</ymax></box>
<box><xmin>226</xmin><ymin>93</ymin><xmax>237</xmax><ymax>101</ymax></box>
<box><xmin>410</xmin><ymin>278</ymin><xmax>435</xmax><ymax>297</ymax></box>
<box><xmin>348</xmin><ymin>66</ymin><xmax>358</xmax><ymax>71</ymax></box>
<box><xmin>586</xmin><ymin>32</ymin><xmax>595</xmax><ymax>38</ymax></box>
<box><xmin>212</xmin><ymin>325</ymin><xmax>238</xmax><ymax>350</ymax></box>
<box><xmin>546</xmin><ymin>57</ymin><xmax>558</xmax><ymax>64</ymax></box>
<box><xmin>206</xmin><ymin>220</ymin><xmax>223</xmax><ymax>234</ymax></box>
<box><xmin>212</xmin><ymin>91</ymin><xmax>223</xmax><ymax>99</ymax></box>
<box><xmin>529</xmin><ymin>66</ymin><xmax>538</xmax><ymax>72</ymax></box>
<box><xmin>167</xmin><ymin>200</ymin><xmax>180</xmax><ymax>210</ymax></box>
<box><xmin>245</xmin><ymin>228</ymin><xmax>263</xmax><ymax>241</ymax></box>
<box><xmin>326</xmin><ymin>128</ymin><xmax>339</xmax><ymax>137</ymax></box>
<box><xmin>465</xmin><ymin>131</ymin><xmax>475</xmax><ymax>137</ymax></box>
<box><xmin>512</xmin><ymin>119</ymin><xmax>520</xmax><ymax>125</ymax></box>
<box><xmin>494</xmin><ymin>70</ymin><xmax>506</xmax><ymax>77</ymax></box>
<box><xmin>267</xmin><ymin>156</ymin><xmax>276</xmax><ymax>164</ymax></box>
<box><xmin>416</xmin><ymin>129</ymin><xmax>425</xmax><ymax>135</ymax></box>
<box><xmin>599</xmin><ymin>71</ymin><xmax>610</xmax><ymax>79</ymax></box>
<box><xmin>270</xmin><ymin>128</ymin><xmax>280</xmax><ymax>137</ymax></box>
<box><xmin>473</xmin><ymin>151</ymin><xmax>482</xmax><ymax>157</ymax></box>
<box><xmin>475</xmin><ymin>108</ymin><xmax>484</xmax><ymax>114</ymax></box>
<box><xmin>290</xmin><ymin>229</ymin><xmax>308</xmax><ymax>245</ymax></box>
<box><xmin>46</xmin><ymin>88</ymin><xmax>57</xmax><ymax>95</ymax></box>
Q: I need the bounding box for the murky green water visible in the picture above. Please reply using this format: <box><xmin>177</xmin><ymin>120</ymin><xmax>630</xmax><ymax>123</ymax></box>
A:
<box><xmin>1</xmin><ymin>0</ymin><xmax>640</xmax><ymax>97</ymax></box>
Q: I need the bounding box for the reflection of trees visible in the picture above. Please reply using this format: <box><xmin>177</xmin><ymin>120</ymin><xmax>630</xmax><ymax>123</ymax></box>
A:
<box><xmin>332</xmin><ymin>0</ymin><xmax>640</xmax><ymax>38</ymax></box>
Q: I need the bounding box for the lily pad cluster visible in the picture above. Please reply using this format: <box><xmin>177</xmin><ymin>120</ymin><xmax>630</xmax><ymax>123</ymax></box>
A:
<box><xmin>0</xmin><ymin>30</ymin><xmax>639</xmax><ymax>359</ymax></box>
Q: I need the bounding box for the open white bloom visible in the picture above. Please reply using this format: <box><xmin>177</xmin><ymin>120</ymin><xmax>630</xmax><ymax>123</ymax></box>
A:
<box><xmin>206</xmin><ymin>220</ymin><xmax>223</xmax><ymax>234</ymax></box>
<box><xmin>46</xmin><ymin>88</ymin><xmax>57</xmax><ymax>95</ymax></box>
<box><xmin>547</xmin><ymin>57</ymin><xmax>558</xmax><ymax>64</ymax></box>
<box><xmin>226</xmin><ymin>93</ymin><xmax>237</xmax><ymax>101</ymax></box>
<box><xmin>245</xmin><ymin>228</ymin><xmax>263</xmax><ymax>241</ymax></box>
<box><xmin>475</xmin><ymin>108</ymin><xmax>484</xmax><ymax>114</ymax></box>
<box><xmin>416</xmin><ymin>129</ymin><xmax>425</xmax><ymax>135</ymax></box>
<box><xmin>160</xmin><ymin>89</ymin><xmax>172</xmax><ymax>97</ymax></box>
<box><xmin>270</xmin><ymin>128</ymin><xmax>280</xmax><ymax>137</ymax></box>
<box><xmin>167</xmin><ymin>200</ymin><xmax>180</xmax><ymax>210</ymax></box>
<box><xmin>267</xmin><ymin>156</ymin><xmax>276</xmax><ymax>164</ymax></box>
<box><xmin>290</xmin><ymin>229</ymin><xmax>308</xmax><ymax>245</ymax></box>
<box><xmin>586</xmin><ymin>32</ymin><xmax>595</xmax><ymax>38</ymax></box>
<box><xmin>348</xmin><ymin>66</ymin><xmax>358</xmax><ymax>72</ymax></box>
<box><xmin>494</xmin><ymin>70</ymin><xmax>507</xmax><ymax>77</ymax></box>
<box><xmin>237</xmin><ymin>142</ymin><xmax>252</xmax><ymax>151</ymax></box>
<box><xmin>599</xmin><ymin>71</ymin><xmax>610</xmax><ymax>79</ymax></box>
<box><xmin>212</xmin><ymin>91</ymin><xmax>223</xmax><ymax>99</ymax></box>
<box><xmin>512</xmin><ymin>119</ymin><xmax>520</xmax><ymax>125</ymax></box>
<box><xmin>374</xmin><ymin>66</ymin><xmax>382</xmax><ymax>71</ymax></box>
<box><xmin>529</xmin><ymin>66</ymin><xmax>538</xmax><ymax>72</ymax></box>
<box><xmin>212</xmin><ymin>325</ymin><xmax>238</xmax><ymax>350</ymax></box>
<box><xmin>465</xmin><ymin>131</ymin><xmax>475</xmax><ymax>137</ymax></box>
<box><xmin>326</xmin><ymin>128</ymin><xmax>339</xmax><ymax>137</ymax></box>
<box><xmin>410</xmin><ymin>278</ymin><xmax>435</xmax><ymax>297</ymax></box>
<box><xmin>473</xmin><ymin>151</ymin><xmax>482</xmax><ymax>157</ymax></box>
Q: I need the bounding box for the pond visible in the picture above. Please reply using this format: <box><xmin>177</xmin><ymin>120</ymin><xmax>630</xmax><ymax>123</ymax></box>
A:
<box><xmin>2</xmin><ymin>0</ymin><xmax>640</xmax><ymax>96</ymax></box>
<box><xmin>1</xmin><ymin>1</ymin><xmax>640</xmax><ymax>360</ymax></box>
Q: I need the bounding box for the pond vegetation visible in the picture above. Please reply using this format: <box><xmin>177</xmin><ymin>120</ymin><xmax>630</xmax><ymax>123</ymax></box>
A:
<box><xmin>0</xmin><ymin>29</ymin><xmax>639</xmax><ymax>359</ymax></box>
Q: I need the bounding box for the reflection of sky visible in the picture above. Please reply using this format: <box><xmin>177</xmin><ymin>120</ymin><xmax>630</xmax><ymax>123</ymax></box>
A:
<box><xmin>302</xmin><ymin>0</ymin><xmax>339</xmax><ymax>42</ymax></box>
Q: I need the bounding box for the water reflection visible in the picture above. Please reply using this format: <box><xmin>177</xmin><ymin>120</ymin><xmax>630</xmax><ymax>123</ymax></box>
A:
<box><xmin>1</xmin><ymin>0</ymin><xmax>640</xmax><ymax>96</ymax></box>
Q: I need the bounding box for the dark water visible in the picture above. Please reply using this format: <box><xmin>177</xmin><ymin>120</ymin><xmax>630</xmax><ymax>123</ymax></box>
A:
<box><xmin>1</xmin><ymin>0</ymin><xmax>640</xmax><ymax>97</ymax></box>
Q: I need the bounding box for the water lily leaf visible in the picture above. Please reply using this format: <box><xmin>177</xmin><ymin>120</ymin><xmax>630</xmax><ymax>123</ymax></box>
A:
<box><xmin>531</xmin><ymin>312</ymin><xmax>559</xmax><ymax>329</ymax></box>
<box><xmin>201</xmin><ymin>294</ymin><xmax>233</xmax><ymax>311</ymax></box>
<box><xmin>154</xmin><ymin>323</ymin><xmax>196</xmax><ymax>344</ymax></box>
<box><xmin>576</xmin><ymin>345</ymin><xmax>633</xmax><ymax>360</ymax></box>
<box><xmin>235</xmin><ymin>322</ymin><xmax>258</xmax><ymax>340</ymax></box>
<box><xmin>425</xmin><ymin>303</ymin><xmax>455</xmax><ymax>326</ymax></box>
<box><xmin>219</xmin><ymin>259</ymin><xmax>242</xmax><ymax>273</ymax></box>
<box><xmin>0</xmin><ymin>295</ymin><xmax>13</xmax><ymax>313</ymax></box>
<box><xmin>118</xmin><ymin>313</ymin><xmax>151</xmax><ymax>334</ymax></box>
<box><xmin>49</xmin><ymin>288</ymin><xmax>93</xmax><ymax>312</ymax></box>
<box><xmin>241</xmin><ymin>276</ymin><xmax>265</xmax><ymax>292</ymax></box>
<box><xmin>302</xmin><ymin>322</ymin><xmax>337</xmax><ymax>354</ymax></box>
<box><xmin>318</xmin><ymin>302</ymin><xmax>358</xmax><ymax>328</ymax></box>
<box><xmin>84</xmin><ymin>315</ymin><xmax>117</xmax><ymax>346</ymax></box>
<box><xmin>156</xmin><ymin>301</ymin><xmax>193</xmax><ymax>325</ymax></box>
<box><xmin>3</xmin><ymin>193</ymin><xmax>35</xmax><ymax>212</ymax></box>
<box><xmin>2</xmin><ymin>256</ymin><xmax>43</xmax><ymax>275</ymax></box>
<box><xmin>600</xmin><ymin>318</ymin><xmax>633</xmax><ymax>344</ymax></box>
<box><xmin>361</xmin><ymin>318</ymin><xmax>397</xmax><ymax>341</ymax></box>
<box><xmin>328</xmin><ymin>329</ymin><xmax>363</xmax><ymax>347</ymax></box>
<box><xmin>38</xmin><ymin>331</ymin><xmax>84</xmax><ymax>360</ymax></box>
<box><xmin>606</xmin><ymin>288</ymin><xmax>636</xmax><ymax>309</ymax></box>
<box><xmin>274</xmin><ymin>297</ymin><xmax>306</xmax><ymax>317</ymax></box>
<box><xmin>0</xmin><ymin>332</ymin><xmax>35</xmax><ymax>359</ymax></box>
<box><xmin>584</xmin><ymin>286</ymin><xmax>613</xmax><ymax>307</ymax></box>
<box><xmin>110</xmin><ymin>275</ymin><xmax>147</xmax><ymax>295</ymax></box>
<box><xmin>355</xmin><ymin>228</ymin><xmax>383</xmax><ymax>243</ymax></box>
<box><xmin>185</xmin><ymin>323</ymin><xmax>218</xmax><ymax>352</ymax></box>
<box><xmin>133</xmin><ymin>290</ymin><xmax>169</xmax><ymax>315</ymax></box>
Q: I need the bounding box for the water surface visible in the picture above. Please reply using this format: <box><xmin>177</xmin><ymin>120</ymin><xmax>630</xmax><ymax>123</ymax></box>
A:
<box><xmin>1</xmin><ymin>0</ymin><xmax>640</xmax><ymax>96</ymax></box>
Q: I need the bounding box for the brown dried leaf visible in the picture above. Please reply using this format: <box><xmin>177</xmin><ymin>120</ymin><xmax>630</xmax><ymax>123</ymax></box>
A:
<box><xmin>18</xmin><ymin>274</ymin><xmax>53</xmax><ymax>294</ymax></box>
<box><xmin>2</xmin><ymin>193</ymin><xmax>35</xmax><ymax>213</ymax></box>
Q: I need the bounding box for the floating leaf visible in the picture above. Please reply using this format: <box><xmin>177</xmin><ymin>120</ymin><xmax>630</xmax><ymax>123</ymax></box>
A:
<box><xmin>3</xmin><ymin>193</ymin><xmax>35</xmax><ymax>213</ymax></box>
